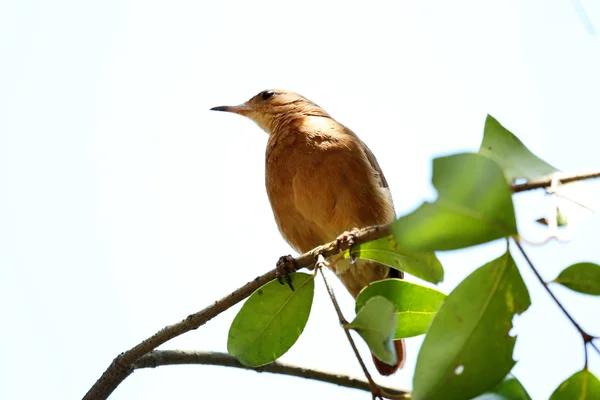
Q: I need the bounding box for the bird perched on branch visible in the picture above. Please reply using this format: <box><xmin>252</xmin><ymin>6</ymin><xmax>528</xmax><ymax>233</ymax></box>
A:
<box><xmin>211</xmin><ymin>89</ymin><xmax>404</xmax><ymax>376</ymax></box>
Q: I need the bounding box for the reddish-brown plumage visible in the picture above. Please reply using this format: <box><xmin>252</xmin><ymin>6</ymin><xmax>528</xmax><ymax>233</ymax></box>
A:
<box><xmin>212</xmin><ymin>89</ymin><xmax>405</xmax><ymax>375</ymax></box>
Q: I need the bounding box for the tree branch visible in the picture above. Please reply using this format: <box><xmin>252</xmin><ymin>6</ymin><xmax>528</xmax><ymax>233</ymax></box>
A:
<box><xmin>512</xmin><ymin>171</ymin><xmax>600</xmax><ymax>193</ymax></box>
<box><xmin>82</xmin><ymin>226</ymin><xmax>391</xmax><ymax>400</ymax></box>
<box><xmin>83</xmin><ymin>170</ymin><xmax>599</xmax><ymax>400</ymax></box>
<box><xmin>133</xmin><ymin>350</ymin><xmax>408</xmax><ymax>397</ymax></box>
<box><xmin>82</xmin><ymin>269</ymin><xmax>281</xmax><ymax>400</ymax></box>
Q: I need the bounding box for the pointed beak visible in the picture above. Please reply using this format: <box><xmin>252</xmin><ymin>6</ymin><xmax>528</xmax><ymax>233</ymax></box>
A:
<box><xmin>210</xmin><ymin>104</ymin><xmax>251</xmax><ymax>115</ymax></box>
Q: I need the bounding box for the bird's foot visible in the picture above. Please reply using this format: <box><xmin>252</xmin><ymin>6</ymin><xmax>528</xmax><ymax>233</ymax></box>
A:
<box><xmin>335</xmin><ymin>227</ymin><xmax>361</xmax><ymax>264</ymax></box>
<box><xmin>276</xmin><ymin>255</ymin><xmax>296</xmax><ymax>291</ymax></box>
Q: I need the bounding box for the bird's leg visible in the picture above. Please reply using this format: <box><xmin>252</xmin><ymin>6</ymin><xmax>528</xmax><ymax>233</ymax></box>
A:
<box><xmin>275</xmin><ymin>255</ymin><xmax>296</xmax><ymax>291</ymax></box>
<box><xmin>335</xmin><ymin>227</ymin><xmax>362</xmax><ymax>264</ymax></box>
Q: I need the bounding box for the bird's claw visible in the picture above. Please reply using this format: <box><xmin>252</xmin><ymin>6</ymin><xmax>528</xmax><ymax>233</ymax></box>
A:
<box><xmin>276</xmin><ymin>255</ymin><xmax>296</xmax><ymax>291</ymax></box>
<box><xmin>336</xmin><ymin>228</ymin><xmax>361</xmax><ymax>264</ymax></box>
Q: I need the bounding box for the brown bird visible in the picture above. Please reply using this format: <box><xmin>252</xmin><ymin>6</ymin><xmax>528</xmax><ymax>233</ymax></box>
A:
<box><xmin>211</xmin><ymin>89</ymin><xmax>405</xmax><ymax>375</ymax></box>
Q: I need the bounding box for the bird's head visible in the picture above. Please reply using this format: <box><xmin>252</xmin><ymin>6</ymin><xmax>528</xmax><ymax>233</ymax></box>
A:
<box><xmin>211</xmin><ymin>89</ymin><xmax>329</xmax><ymax>134</ymax></box>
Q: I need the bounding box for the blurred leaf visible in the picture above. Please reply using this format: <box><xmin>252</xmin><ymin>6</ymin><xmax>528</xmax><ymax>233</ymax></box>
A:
<box><xmin>473</xmin><ymin>375</ymin><xmax>532</xmax><ymax>400</ymax></box>
<box><xmin>536</xmin><ymin>207</ymin><xmax>569</xmax><ymax>227</ymax></box>
<box><xmin>227</xmin><ymin>273</ymin><xmax>314</xmax><ymax>366</ymax></box>
<box><xmin>553</xmin><ymin>262</ymin><xmax>600</xmax><ymax>295</ymax></box>
<box><xmin>478</xmin><ymin>115</ymin><xmax>557</xmax><ymax>181</ymax></box>
<box><xmin>347</xmin><ymin>296</ymin><xmax>398</xmax><ymax>365</ymax></box>
<box><xmin>355</xmin><ymin>279</ymin><xmax>446</xmax><ymax>338</ymax></box>
<box><xmin>392</xmin><ymin>153</ymin><xmax>517</xmax><ymax>251</ymax></box>
<box><xmin>550</xmin><ymin>369</ymin><xmax>600</xmax><ymax>399</ymax></box>
<box><xmin>344</xmin><ymin>235</ymin><xmax>443</xmax><ymax>284</ymax></box>
<box><xmin>412</xmin><ymin>252</ymin><xmax>531</xmax><ymax>400</ymax></box>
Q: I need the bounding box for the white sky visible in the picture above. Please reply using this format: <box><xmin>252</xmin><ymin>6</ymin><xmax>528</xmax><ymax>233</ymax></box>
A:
<box><xmin>1</xmin><ymin>1</ymin><xmax>600</xmax><ymax>399</ymax></box>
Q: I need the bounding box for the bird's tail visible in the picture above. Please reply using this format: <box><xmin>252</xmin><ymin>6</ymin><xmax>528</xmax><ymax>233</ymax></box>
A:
<box><xmin>372</xmin><ymin>339</ymin><xmax>406</xmax><ymax>376</ymax></box>
<box><xmin>371</xmin><ymin>267</ymin><xmax>406</xmax><ymax>375</ymax></box>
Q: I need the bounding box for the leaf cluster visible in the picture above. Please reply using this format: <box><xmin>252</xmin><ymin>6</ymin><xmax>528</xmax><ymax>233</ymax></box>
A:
<box><xmin>227</xmin><ymin>115</ymin><xmax>600</xmax><ymax>399</ymax></box>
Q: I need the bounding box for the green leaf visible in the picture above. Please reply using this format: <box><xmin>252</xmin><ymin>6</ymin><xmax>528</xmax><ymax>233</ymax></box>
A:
<box><xmin>553</xmin><ymin>262</ymin><xmax>600</xmax><ymax>295</ymax></box>
<box><xmin>490</xmin><ymin>376</ymin><xmax>532</xmax><ymax>400</ymax></box>
<box><xmin>355</xmin><ymin>279</ymin><xmax>446</xmax><ymax>338</ymax></box>
<box><xmin>392</xmin><ymin>153</ymin><xmax>518</xmax><ymax>251</ymax></box>
<box><xmin>473</xmin><ymin>375</ymin><xmax>532</xmax><ymax>400</ymax></box>
<box><xmin>479</xmin><ymin>115</ymin><xmax>598</xmax><ymax>226</ymax></box>
<box><xmin>412</xmin><ymin>252</ymin><xmax>531</xmax><ymax>400</ymax></box>
<box><xmin>550</xmin><ymin>369</ymin><xmax>600</xmax><ymax>399</ymax></box>
<box><xmin>344</xmin><ymin>235</ymin><xmax>444</xmax><ymax>284</ymax></box>
<box><xmin>478</xmin><ymin>115</ymin><xmax>557</xmax><ymax>181</ymax></box>
<box><xmin>227</xmin><ymin>273</ymin><xmax>314</xmax><ymax>366</ymax></box>
<box><xmin>347</xmin><ymin>296</ymin><xmax>398</xmax><ymax>365</ymax></box>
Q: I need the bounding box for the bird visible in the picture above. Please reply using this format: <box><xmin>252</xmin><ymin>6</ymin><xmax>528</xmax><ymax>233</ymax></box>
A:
<box><xmin>211</xmin><ymin>89</ymin><xmax>405</xmax><ymax>376</ymax></box>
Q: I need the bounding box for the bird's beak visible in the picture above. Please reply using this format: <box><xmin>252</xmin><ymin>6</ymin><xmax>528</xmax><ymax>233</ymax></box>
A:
<box><xmin>210</xmin><ymin>104</ymin><xmax>252</xmax><ymax>115</ymax></box>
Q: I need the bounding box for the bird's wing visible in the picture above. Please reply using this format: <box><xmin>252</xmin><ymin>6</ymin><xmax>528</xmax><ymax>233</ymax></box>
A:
<box><xmin>287</xmin><ymin>123</ymin><xmax>395</xmax><ymax>241</ymax></box>
<box><xmin>348</xmin><ymin>127</ymin><xmax>395</xmax><ymax>212</ymax></box>
<box><xmin>350</xmin><ymin>130</ymin><xmax>402</xmax><ymax>279</ymax></box>
<box><xmin>360</xmin><ymin>140</ymin><xmax>391</xmax><ymax>189</ymax></box>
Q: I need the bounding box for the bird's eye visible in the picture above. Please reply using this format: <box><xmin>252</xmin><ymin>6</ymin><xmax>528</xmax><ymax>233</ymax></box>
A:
<box><xmin>261</xmin><ymin>90</ymin><xmax>275</xmax><ymax>101</ymax></box>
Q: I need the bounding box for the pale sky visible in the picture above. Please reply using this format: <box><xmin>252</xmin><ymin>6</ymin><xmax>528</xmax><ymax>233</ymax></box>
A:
<box><xmin>1</xmin><ymin>1</ymin><xmax>600</xmax><ymax>399</ymax></box>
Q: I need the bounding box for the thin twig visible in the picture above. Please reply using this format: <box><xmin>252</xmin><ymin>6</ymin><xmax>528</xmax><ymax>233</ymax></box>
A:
<box><xmin>133</xmin><ymin>350</ymin><xmax>409</xmax><ymax>397</ymax></box>
<box><xmin>317</xmin><ymin>258</ymin><xmax>385</xmax><ymax>400</ymax></box>
<box><xmin>513</xmin><ymin>240</ymin><xmax>594</xmax><ymax>368</ymax></box>
<box><xmin>590</xmin><ymin>339</ymin><xmax>600</xmax><ymax>358</ymax></box>
<box><xmin>512</xmin><ymin>171</ymin><xmax>600</xmax><ymax>193</ymax></box>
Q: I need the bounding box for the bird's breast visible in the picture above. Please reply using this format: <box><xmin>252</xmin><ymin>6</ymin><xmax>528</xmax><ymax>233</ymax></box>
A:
<box><xmin>265</xmin><ymin>130</ymin><xmax>329</xmax><ymax>252</ymax></box>
<box><xmin>264</xmin><ymin>121</ymin><xmax>394</xmax><ymax>254</ymax></box>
